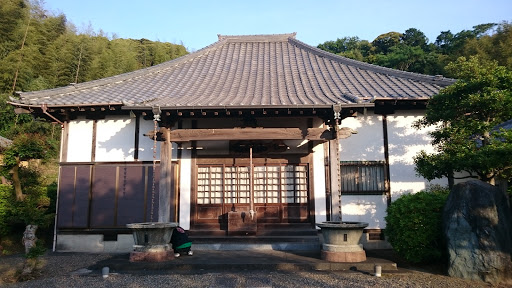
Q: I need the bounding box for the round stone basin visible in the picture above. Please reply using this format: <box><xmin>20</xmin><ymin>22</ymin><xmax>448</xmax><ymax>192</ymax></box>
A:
<box><xmin>316</xmin><ymin>221</ymin><xmax>369</xmax><ymax>246</ymax></box>
<box><xmin>126</xmin><ymin>222</ymin><xmax>178</xmax><ymax>246</ymax></box>
<box><xmin>316</xmin><ymin>221</ymin><xmax>369</xmax><ymax>229</ymax></box>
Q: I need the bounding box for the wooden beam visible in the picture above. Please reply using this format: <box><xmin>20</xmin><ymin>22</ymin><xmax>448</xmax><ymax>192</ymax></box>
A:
<box><xmin>146</xmin><ymin>127</ymin><xmax>334</xmax><ymax>142</ymax></box>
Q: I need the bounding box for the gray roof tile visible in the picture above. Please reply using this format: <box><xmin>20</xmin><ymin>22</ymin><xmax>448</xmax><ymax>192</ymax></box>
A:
<box><xmin>11</xmin><ymin>33</ymin><xmax>455</xmax><ymax>109</ymax></box>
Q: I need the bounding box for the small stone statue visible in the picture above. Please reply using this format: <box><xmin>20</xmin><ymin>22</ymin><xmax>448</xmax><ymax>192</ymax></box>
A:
<box><xmin>22</xmin><ymin>225</ymin><xmax>38</xmax><ymax>254</ymax></box>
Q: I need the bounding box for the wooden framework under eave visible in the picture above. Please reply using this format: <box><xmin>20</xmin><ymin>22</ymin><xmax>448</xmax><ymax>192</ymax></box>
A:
<box><xmin>9</xmin><ymin>98</ymin><xmax>429</xmax><ymax>223</ymax></box>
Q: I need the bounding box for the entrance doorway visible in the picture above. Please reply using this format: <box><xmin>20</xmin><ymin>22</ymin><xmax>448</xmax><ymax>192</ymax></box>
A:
<box><xmin>191</xmin><ymin>160</ymin><xmax>312</xmax><ymax>234</ymax></box>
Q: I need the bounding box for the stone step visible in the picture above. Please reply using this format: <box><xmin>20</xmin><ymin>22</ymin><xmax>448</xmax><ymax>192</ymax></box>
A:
<box><xmin>190</xmin><ymin>235</ymin><xmax>321</xmax><ymax>251</ymax></box>
<box><xmin>193</xmin><ymin>242</ymin><xmax>321</xmax><ymax>251</ymax></box>
<box><xmin>87</xmin><ymin>250</ymin><xmax>399</xmax><ymax>273</ymax></box>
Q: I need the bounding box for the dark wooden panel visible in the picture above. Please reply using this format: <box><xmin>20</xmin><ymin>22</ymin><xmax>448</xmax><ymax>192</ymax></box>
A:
<box><xmin>197</xmin><ymin>205</ymin><xmax>222</xmax><ymax>220</ymax></box>
<box><xmin>57</xmin><ymin>166</ymin><xmax>75</xmax><ymax>227</ymax></box>
<box><xmin>228</xmin><ymin>211</ymin><xmax>257</xmax><ymax>235</ymax></box>
<box><xmin>116</xmin><ymin>166</ymin><xmax>146</xmax><ymax>226</ymax></box>
<box><xmin>282</xmin><ymin>204</ymin><xmax>308</xmax><ymax>222</ymax></box>
<box><xmin>255</xmin><ymin>205</ymin><xmax>280</xmax><ymax>222</ymax></box>
<box><xmin>231</xmin><ymin>205</ymin><xmax>251</xmax><ymax>213</ymax></box>
<box><xmin>90</xmin><ymin>166</ymin><xmax>116</xmax><ymax>227</ymax></box>
<box><xmin>74</xmin><ymin>166</ymin><xmax>91</xmax><ymax>227</ymax></box>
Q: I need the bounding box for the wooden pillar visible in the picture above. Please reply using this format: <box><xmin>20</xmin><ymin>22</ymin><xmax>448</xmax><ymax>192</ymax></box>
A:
<box><xmin>382</xmin><ymin>116</ymin><xmax>392</xmax><ymax>207</ymax></box>
<box><xmin>158</xmin><ymin>127</ymin><xmax>173</xmax><ymax>223</ymax></box>
<box><xmin>329</xmin><ymin>138</ymin><xmax>341</xmax><ymax>222</ymax></box>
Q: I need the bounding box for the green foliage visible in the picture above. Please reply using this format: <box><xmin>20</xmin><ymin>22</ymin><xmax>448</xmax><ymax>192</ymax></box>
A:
<box><xmin>0</xmin><ymin>0</ymin><xmax>188</xmax><ymax>253</ymax></box>
<box><xmin>0</xmin><ymin>185</ymin><xmax>11</xmax><ymax>235</ymax></box>
<box><xmin>414</xmin><ymin>56</ymin><xmax>512</xmax><ymax>183</ymax></box>
<box><xmin>1</xmin><ymin>119</ymin><xmax>60</xmax><ymax>171</ymax></box>
<box><xmin>385</xmin><ymin>186</ymin><xmax>450</xmax><ymax>263</ymax></box>
<box><xmin>401</xmin><ymin>28</ymin><xmax>428</xmax><ymax>49</ymax></box>
<box><xmin>0</xmin><ymin>0</ymin><xmax>188</xmax><ymax>95</ymax></box>
<box><xmin>374</xmin><ymin>44</ymin><xmax>426</xmax><ymax>72</ymax></box>
<box><xmin>25</xmin><ymin>239</ymin><xmax>46</xmax><ymax>258</ymax></box>
<box><xmin>8</xmin><ymin>185</ymin><xmax>52</xmax><ymax>229</ymax></box>
<box><xmin>372</xmin><ymin>31</ymin><xmax>403</xmax><ymax>54</ymax></box>
<box><xmin>0</xmin><ymin>182</ymin><xmax>54</xmax><ymax>237</ymax></box>
<box><xmin>317</xmin><ymin>22</ymin><xmax>512</xmax><ymax>76</ymax></box>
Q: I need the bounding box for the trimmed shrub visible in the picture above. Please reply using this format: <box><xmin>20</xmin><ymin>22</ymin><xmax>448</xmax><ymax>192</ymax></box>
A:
<box><xmin>8</xmin><ymin>185</ymin><xmax>53</xmax><ymax>229</ymax></box>
<box><xmin>0</xmin><ymin>183</ymin><xmax>54</xmax><ymax>237</ymax></box>
<box><xmin>0</xmin><ymin>185</ymin><xmax>12</xmax><ymax>236</ymax></box>
<box><xmin>385</xmin><ymin>185</ymin><xmax>449</xmax><ymax>263</ymax></box>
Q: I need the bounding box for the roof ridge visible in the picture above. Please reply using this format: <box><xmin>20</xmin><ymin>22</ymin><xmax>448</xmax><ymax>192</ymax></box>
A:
<box><xmin>288</xmin><ymin>38</ymin><xmax>456</xmax><ymax>86</ymax></box>
<box><xmin>218</xmin><ymin>33</ymin><xmax>296</xmax><ymax>42</ymax></box>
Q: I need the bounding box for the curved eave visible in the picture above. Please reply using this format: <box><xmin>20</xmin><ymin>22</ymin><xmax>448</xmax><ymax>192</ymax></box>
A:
<box><xmin>9</xmin><ymin>98</ymin><xmax>433</xmax><ymax>112</ymax></box>
<box><xmin>7</xmin><ymin>100</ymin><xmax>124</xmax><ymax>109</ymax></box>
<box><xmin>121</xmin><ymin>102</ymin><xmax>376</xmax><ymax>111</ymax></box>
<box><xmin>8</xmin><ymin>100</ymin><xmax>377</xmax><ymax>111</ymax></box>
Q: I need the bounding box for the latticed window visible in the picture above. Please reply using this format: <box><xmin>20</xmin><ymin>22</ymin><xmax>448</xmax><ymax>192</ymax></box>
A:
<box><xmin>224</xmin><ymin>166</ymin><xmax>250</xmax><ymax>204</ymax></box>
<box><xmin>197</xmin><ymin>164</ymin><xmax>308</xmax><ymax>204</ymax></box>
<box><xmin>197</xmin><ymin>166</ymin><xmax>224</xmax><ymax>204</ymax></box>
<box><xmin>253</xmin><ymin>165</ymin><xmax>308</xmax><ymax>203</ymax></box>
<box><xmin>340</xmin><ymin>161</ymin><xmax>386</xmax><ymax>195</ymax></box>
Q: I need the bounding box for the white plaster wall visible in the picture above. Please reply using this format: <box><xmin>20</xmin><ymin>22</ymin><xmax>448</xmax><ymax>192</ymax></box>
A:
<box><xmin>337</xmin><ymin>113</ymin><xmax>386</xmax><ymax>228</ymax></box>
<box><xmin>179</xmin><ymin>120</ymin><xmax>192</xmax><ymax>230</ymax></box>
<box><xmin>312</xmin><ymin>119</ymin><xmax>327</xmax><ymax>224</ymax></box>
<box><xmin>137</xmin><ymin>118</ymin><xmax>179</xmax><ymax>161</ymax></box>
<box><xmin>66</xmin><ymin>116</ymin><xmax>179</xmax><ymax>162</ymax></box>
<box><xmin>341</xmin><ymin>195</ymin><xmax>388</xmax><ymax>229</ymax></box>
<box><xmin>336</xmin><ymin>111</ymin><xmax>448</xmax><ymax>229</ymax></box>
<box><xmin>386</xmin><ymin>111</ymin><xmax>447</xmax><ymax>201</ymax></box>
<box><xmin>138</xmin><ymin>118</ymin><xmax>160</xmax><ymax>161</ymax></box>
<box><xmin>339</xmin><ymin>113</ymin><xmax>385</xmax><ymax>161</ymax></box>
<box><xmin>67</xmin><ymin>118</ymin><xmax>93</xmax><ymax>162</ymax></box>
<box><xmin>95</xmin><ymin>116</ymin><xmax>135</xmax><ymax>161</ymax></box>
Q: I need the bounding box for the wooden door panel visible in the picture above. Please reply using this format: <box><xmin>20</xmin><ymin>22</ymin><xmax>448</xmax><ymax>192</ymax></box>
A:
<box><xmin>255</xmin><ymin>205</ymin><xmax>280</xmax><ymax>222</ymax></box>
<box><xmin>193</xmin><ymin>161</ymin><xmax>312</xmax><ymax>230</ymax></box>
<box><xmin>283</xmin><ymin>204</ymin><xmax>309</xmax><ymax>222</ymax></box>
<box><xmin>197</xmin><ymin>205</ymin><xmax>223</xmax><ymax>221</ymax></box>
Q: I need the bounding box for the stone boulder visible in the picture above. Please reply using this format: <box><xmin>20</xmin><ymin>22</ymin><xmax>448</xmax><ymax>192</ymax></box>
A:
<box><xmin>443</xmin><ymin>180</ymin><xmax>512</xmax><ymax>285</ymax></box>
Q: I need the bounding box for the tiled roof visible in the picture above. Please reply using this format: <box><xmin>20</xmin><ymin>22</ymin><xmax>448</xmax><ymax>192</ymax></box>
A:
<box><xmin>10</xmin><ymin>33</ymin><xmax>455</xmax><ymax>110</ymax></box>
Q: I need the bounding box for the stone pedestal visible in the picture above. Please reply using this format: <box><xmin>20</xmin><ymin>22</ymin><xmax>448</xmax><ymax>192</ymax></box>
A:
<box><xmin>129</xmin><ymin>244</ymin><xmax>175</xmax><ymax>262</ymax></box>
<box><xmin>321</xmin><ymin>250</ymin><xmax>367</xmax><ymax>262</ymax></box>
<box><xmin>317</xmin><ymin>221</ymin><xmax>368</xmax><ymax>263</ymax></box>
<box><xmin>126</xmin><ymin>222</ymin><xmax>178</xmax><ymax>262</ymax></box>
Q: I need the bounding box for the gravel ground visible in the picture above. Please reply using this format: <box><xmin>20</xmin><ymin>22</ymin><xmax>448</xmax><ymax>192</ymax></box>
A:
<box><xmin>0</xmin><ymin>253</ymin><xmax>499</xmax><ymax>288</ymax></box>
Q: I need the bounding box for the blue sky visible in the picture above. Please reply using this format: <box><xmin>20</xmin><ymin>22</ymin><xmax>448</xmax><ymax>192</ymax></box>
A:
<box><xmin>42</xmin><ymin>0</ymin><xmax>511</xmax><ymax>51</ymax></box>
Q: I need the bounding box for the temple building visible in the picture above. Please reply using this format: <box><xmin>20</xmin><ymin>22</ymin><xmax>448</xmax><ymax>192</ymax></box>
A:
<box><xmin>8</xmin><ymin>33</ymin><xmax>453</xmax><ymax>252</ymax></box>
